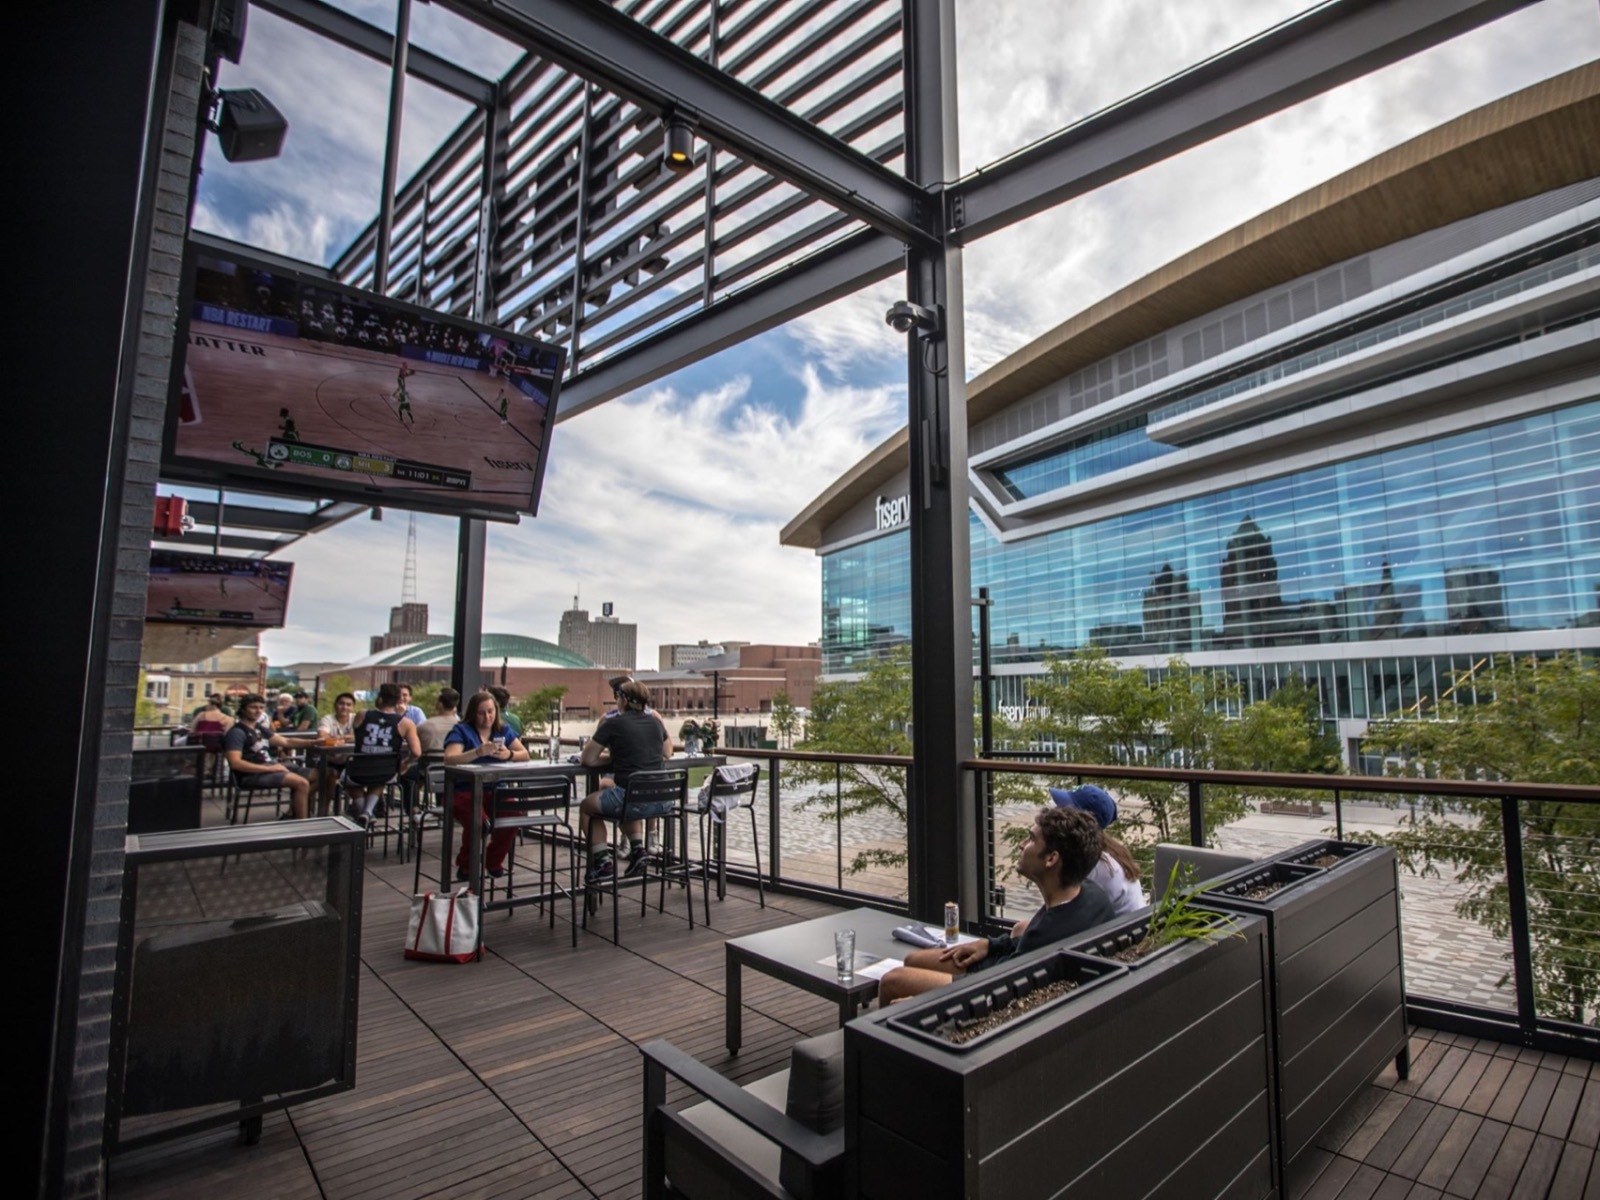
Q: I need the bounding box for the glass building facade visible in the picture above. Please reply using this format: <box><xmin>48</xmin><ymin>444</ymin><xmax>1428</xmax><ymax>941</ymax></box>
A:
<box><xmin>822</xmin><ymin>529</ymin><xmax>912</xmax><ymax>671</ymax></box>
<box><xmin>822</xmin><ymin>398</ymin><xmax>1600</xmax><ymax>716</ymax></box>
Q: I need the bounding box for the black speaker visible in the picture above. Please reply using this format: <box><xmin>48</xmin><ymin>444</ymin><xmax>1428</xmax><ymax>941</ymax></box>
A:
<box><xmin>210</xmin><ymin>0</ymin><xmax>248</xmax><ymax>64</ymax></box>
<box><xmin>216</xmin><ymin>88</ymin><xmax>287</xmax><ymax>163</ymax></box>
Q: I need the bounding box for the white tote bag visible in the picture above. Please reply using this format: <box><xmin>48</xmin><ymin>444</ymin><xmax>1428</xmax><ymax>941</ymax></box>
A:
<box><xmin>404</xmin><ymin>886</ymin><xmax>481</xmax><ymax>962</ymax></box>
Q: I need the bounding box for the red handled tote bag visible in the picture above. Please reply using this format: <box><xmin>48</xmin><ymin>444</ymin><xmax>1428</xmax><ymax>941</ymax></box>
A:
<box><xmin>404</xmin><ymin>886</ymin><xmax>481</xmax><ymax>962</ymax></box>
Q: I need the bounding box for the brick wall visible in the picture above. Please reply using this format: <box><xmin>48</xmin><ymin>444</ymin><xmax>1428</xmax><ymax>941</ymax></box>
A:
<box><xmin>60</xmin><ymin>22</ymin><xmax>206</xmax><ymax>1198</ymax></box>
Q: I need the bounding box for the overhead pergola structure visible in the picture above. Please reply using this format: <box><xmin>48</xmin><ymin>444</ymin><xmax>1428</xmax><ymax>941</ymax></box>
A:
<box><xmin>150</xmin><ymin>494</ymin><xmax>369</xmax><ymax>559</ymax></box>
<box><xmin>26</xmin><ymin>0</ymin><xmax>1563</xmax><ymax>1188</ymax></box>
<box><xmin>250</xmin><ymin>0</ymin><xmax>1543</xmax><ymax>923</ymax></box>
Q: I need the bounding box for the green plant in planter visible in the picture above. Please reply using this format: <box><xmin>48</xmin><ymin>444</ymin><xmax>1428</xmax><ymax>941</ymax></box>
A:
<box><xmin>1122</xmin><ymin>865</ymin><xmax>1242</xmax><ymax>960</ymax></box>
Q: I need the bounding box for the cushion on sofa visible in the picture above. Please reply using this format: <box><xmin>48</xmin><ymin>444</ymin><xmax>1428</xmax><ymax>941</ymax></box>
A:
<box><xmin>779</xmin><ymin>1029</ymin><xmax>846</xmax><ymax>1198</ymax></box>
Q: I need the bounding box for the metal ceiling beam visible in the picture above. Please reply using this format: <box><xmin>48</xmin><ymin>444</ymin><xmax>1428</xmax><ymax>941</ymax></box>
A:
<box><xmin>948</xmin><ymin>0</ymin><xmax>1538</xmax><ymax>244</ymax></box>
<box><xmin>555</xmin><ymin>227</ymin><xmax>904</xmax><ymax>418</ymax></box>
<box><xmin>183</xmin><ymin>501</ymin><xmax>318</xmax><ymax>533</ymax></box>
<box><xmin>439</xmin><ymin>0</ymin><xmax>938</xmax><ymax>249</ymax></box>
<box><xmin>256</xmin><ymin>0</ymin><xmax>496</xmax><ymax>107</ymax></box>
<box><xmin>153</xmin><ymin>532</ymin><xmax>288</xmax><ymax>554</ymax></box>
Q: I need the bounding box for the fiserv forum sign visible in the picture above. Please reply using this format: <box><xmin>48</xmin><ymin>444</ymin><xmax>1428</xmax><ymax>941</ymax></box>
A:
<box><xmin>875</xmin><ymin>494</ymin><xmax>910</xmax><ymax>531</ymax></box>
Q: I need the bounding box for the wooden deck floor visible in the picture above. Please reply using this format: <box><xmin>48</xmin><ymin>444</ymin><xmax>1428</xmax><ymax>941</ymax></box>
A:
<box><xmin>107</xmin><ymin>829</ymin><xmax>1600</xmax><ymax>1200</ymax></box>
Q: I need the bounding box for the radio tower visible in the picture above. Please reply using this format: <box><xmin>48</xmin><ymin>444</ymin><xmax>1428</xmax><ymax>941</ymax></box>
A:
<box><xmin>368</xmin><ymin>513</ymin><xmax>429</xmax><ymax>653</ymax></box>
<box><xmin>402</xmin><ymin>513</ymin><xmax>419</xmax><ymax>604</ymax></box>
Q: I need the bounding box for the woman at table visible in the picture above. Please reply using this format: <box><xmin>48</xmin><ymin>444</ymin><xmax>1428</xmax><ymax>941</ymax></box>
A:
<box><xmin>443</xmin><ymin>690</ymin><xmax>529</xmax><ymax>881</ymax></box>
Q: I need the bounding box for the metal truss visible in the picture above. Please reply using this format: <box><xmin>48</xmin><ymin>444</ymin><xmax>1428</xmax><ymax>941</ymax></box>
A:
<box><xmin>295</xmin><ymin>0</ymin><xmax>1539</xmax><ymax>422</ymax></box>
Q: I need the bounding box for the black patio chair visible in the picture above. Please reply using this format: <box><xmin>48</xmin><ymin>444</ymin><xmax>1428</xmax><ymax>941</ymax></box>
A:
<box><xmin>583</xmin><ymin>766</ymin><xmax>692</xmax><ymax>945</ymax></box>
<box><xmin>690</xmin><ymin>764</ymin><xmax>763</xmax><ymax>924</ymax></box>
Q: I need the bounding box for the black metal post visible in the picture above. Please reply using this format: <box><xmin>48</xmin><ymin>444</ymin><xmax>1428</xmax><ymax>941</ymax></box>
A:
<box><xmin>1188</xmin><ymin>779</ymin><xmax>1205</xmax><ymax>846</ymax></box>
<box><xmin>902</xmin><ymin>0</ymin><xmax>972</xmax><ymax>925</ymax></box>
<box><xmin>975</xmin><ymin>586</ymin><xmax>993</xmax><ymax>756</ymax></box>
<box><xmin>450</xmin><ymin>520</ymin><xmax>486</xmax><ymax>694</ymax></box>
<box><xmin>372</xmin><ymin>0</ymin><xmax>411</xmax><ymax>294</ymax></box>
<box><xmin>767</xmin><ymin>757</ymin><xmax>782</xmax><ymax>886</ymax></box>
<box><xmin>1499</xmin><ymin>796</ymin><xmax>1538</xmax><ymax>1041</ymax></box>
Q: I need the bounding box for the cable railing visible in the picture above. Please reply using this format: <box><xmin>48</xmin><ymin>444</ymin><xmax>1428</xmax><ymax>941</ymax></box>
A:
<box><xmin>708</xmin><ymin>746</ymin><xmax>1599</xmax><ymax>1058</ymax></box>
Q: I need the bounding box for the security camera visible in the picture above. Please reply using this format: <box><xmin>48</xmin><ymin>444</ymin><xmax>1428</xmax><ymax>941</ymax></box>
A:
<box><xmin>885</xmin><ymin>300</ymin><xmax>942</xmax><ymax>337</ymax></box>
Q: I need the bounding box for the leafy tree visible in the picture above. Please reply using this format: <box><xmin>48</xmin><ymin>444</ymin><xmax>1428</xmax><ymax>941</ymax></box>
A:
<box><xmin>406</xmin><ymin>680</ymin><xmax>445</xmax><ymax>714</ymax></box>
<box><xmin>512</xmin><ymin>685</ymin><xmax>568</xmax><ymax>736</ymax></box>
<box><xmin>1357</xmin><ymin>652</ymin><xmax>1600</xmax><ymax>1023</ymax></box>
<box><xmin>1218</xmin><ymin>675</ymin><xmax>1341</xmax><ymax>774</ymax></box>
<box><xmin>790</xmin><ymin>648</ymin><xmax>913</xmax><ymax>874</ymax></box>
<box><xmin>317</xmin><ymin>674</ymin><xmax>356</xmax><ymax>715</ymax></box>
<box><xmin>770</xmin><ymin>689</ymin><xmax>799</xmax><ymax>748</ymax></box>
<box><xmin>1019</xmin><ymin>649</ymin><xmax>1250</xmax><ymax>860</ymax></box>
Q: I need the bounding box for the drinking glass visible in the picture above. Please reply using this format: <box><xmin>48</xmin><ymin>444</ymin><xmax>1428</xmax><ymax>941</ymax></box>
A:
<box><xmin>834</xmin><ymin>929</ymin><xmax>856</xmax><ymax>981</ymax></box>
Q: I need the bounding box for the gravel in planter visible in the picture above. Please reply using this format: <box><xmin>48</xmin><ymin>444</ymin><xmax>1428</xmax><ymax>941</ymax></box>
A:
<box><xmin>934</xmin><ymin>978</ymin><xmax>1079</xmax><ymax>1044</ymax></box>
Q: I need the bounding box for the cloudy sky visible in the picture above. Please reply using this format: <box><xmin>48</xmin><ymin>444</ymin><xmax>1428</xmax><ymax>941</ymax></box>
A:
<box><xmin>192</xmin><ymin>0</ymin><xmax>1600</xmax><ymax>669</ymax></box>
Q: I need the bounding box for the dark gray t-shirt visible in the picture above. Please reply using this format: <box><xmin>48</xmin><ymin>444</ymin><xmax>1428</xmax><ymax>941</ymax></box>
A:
<box><xmin>590</xmin><ymin>709</ymin><xmax>665</xmax><ymax>786</ymax></box>
<box><xmin>973</xmin><ymin>880</ymin><xmax>1116</xmax><ymax>971</ymax></box>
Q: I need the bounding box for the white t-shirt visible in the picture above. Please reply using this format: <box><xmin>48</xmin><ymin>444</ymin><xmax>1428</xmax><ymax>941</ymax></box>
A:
<box><xmin>1089</xmin><ymin>853</ymin><xmax>1147</xmax><ymax>915</ymax></box>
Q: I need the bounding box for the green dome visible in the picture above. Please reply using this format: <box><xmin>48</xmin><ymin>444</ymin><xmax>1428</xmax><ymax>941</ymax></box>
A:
<box><xmin>350</xmin><ymin>633</ymin><xmax>593</xmax><ymax>670</ymax></box>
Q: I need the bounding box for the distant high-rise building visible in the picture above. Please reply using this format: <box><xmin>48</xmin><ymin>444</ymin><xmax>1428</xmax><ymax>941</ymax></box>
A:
<box><xmin>558</xmin><ymin>596</ymin><xmax>636</xmax><ymax>669</ymax></box>
<box><xmin>558</xmin><ymin>596</ymin><xmax>591</xmax><ymax>661</ymax></box>
<box><xmin>370</xmin><ymin>602</ymin><xmax>430</xmax><ymax>653</ymax></box>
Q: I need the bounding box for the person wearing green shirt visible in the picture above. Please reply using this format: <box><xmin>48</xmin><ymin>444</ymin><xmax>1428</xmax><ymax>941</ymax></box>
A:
<box><xmin>290</xmin><ymin>690</ymin><xmax>319</xmax><ymax>732</ymax></box>
<box><xmin>489</xmin><ymin>686</ymin><xmax>522</xmax><ymax>737</ymax></box>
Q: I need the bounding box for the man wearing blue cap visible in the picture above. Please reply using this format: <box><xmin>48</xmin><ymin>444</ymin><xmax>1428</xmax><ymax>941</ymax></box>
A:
<box><xmin>877</xmin><ymin>805</ymin><xmax>1114</xmax><ymax>1003</ymax></box>
<box><xmin>1049</xmin><ymin>784</ymin><xmax>1146</xmax><ymax>915</ymax></box>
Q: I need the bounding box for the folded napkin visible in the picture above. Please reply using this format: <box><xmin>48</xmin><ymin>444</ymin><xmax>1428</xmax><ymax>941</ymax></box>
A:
<box><xmin>891</xmin><ymin>924</ymin><xmax>946</xmax><ymax>949</ymax></box>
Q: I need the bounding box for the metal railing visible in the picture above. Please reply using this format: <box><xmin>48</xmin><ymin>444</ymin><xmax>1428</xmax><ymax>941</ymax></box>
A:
<box><xmin>706</xmin><ymin>747</ymin><xmax>1599</xmax><ymax>1058</ymax></box>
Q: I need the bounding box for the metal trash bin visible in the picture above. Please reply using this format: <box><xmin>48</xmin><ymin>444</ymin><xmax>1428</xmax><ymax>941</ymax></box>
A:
<box><xmin>106</xmin><ymin>818</ymin><xmax>364</xmax><ymax>1153</ymax></box>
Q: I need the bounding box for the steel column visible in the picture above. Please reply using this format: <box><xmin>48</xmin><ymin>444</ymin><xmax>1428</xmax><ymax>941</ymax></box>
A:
<box><xmin>1500</xmin><ymin>796</ymin><xmax>1539</xmax><ymax>1041</ymax></box>
<box><xmin>372</xmin><ymin>0</ymin><xmax>412</xmax><ymax>294</ymax></box>
<box><xmin>901</xmin><ymin>0</ymin><xmax>972</xmax><ymax>924</ymax></box>
<box><xmin>450</xmin><ymin>518</ymin><xmax>487</xmax><ymax>695</ymax></box>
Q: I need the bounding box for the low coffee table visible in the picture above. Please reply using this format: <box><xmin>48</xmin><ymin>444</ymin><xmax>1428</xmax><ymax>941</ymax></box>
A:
<box><xmin>725</xmin><ymin>906</ymin><xmax>915</xmax><ymax>1054</ymax></box>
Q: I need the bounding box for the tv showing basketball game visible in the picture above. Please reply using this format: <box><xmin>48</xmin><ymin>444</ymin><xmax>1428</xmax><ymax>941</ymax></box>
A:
<box><xmin>162</xmin><ymin>237</ymin><xmax>565</xmax><ymax>520</ymax></box>
<box><xmin>146</xmin><ymin>551</ymin><xmax>293</xmax><ymax>628</ymax></box>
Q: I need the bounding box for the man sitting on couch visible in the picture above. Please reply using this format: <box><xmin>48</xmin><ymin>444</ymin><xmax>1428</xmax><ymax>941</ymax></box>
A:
<box><xmin>878</xmin><ymin>805</ymin><xmax>1114</xmax><ymax>1003</ymax></box>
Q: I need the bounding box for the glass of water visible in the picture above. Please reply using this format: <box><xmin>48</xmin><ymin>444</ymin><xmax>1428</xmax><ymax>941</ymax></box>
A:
<box><xmin>834</xmin><ymin>929</ymin><xmax>856</xmax><ymax>981</ymax></box>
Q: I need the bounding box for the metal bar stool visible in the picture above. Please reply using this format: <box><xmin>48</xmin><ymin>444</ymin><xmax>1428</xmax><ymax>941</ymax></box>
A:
<box><xmin>692</xmin><ymin>764</ymin><xmax>763</xmax><ymax>924</ymax></box>
<box><xmin>582</xmin><ymin>767</ymin><xmax>692</xmax><ymax>945</ymax></box>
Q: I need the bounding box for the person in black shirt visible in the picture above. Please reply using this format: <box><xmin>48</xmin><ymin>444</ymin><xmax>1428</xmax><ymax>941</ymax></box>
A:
<box><xmin>343</xmin><ymin>682</ymin><xmax>421</xmax><ymax>824</ymax></box>
<box><xmin>877</xmin><ymin>805</ymin><xmax>1116</xmax><ymax>1003</ymax></box>
<box><xmin>579</xmin><ymin>679</ymin><xmax>672</xmax><ymax>881</ymax></box>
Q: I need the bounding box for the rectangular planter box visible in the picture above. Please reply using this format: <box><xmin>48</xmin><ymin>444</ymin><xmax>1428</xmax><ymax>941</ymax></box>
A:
<box><xmin>846</xmin><ymin>914</ymin><xmax>1274</xmax><ymax>1200</ymax></box>
<box><xmin>1198</xmin><ymin>840</ymin><xmax>1407</xmax><ymax>1195</ymax></box>
<box><xmin>886</xmin><ymin>952</ymin><xmax>1125</xmax><ymax>1052</ymax></box>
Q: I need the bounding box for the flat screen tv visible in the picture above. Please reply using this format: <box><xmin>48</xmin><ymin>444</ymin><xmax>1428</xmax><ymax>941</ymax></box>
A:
<box><xmin>162</xmin><ymin>237</ymin><xmax>564</xmax><ymax>520</ymax></box>
<box><xmin>146</xmin><ymin>551</ymin><xmax>293</xmax><ymax>628</ymax></box>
